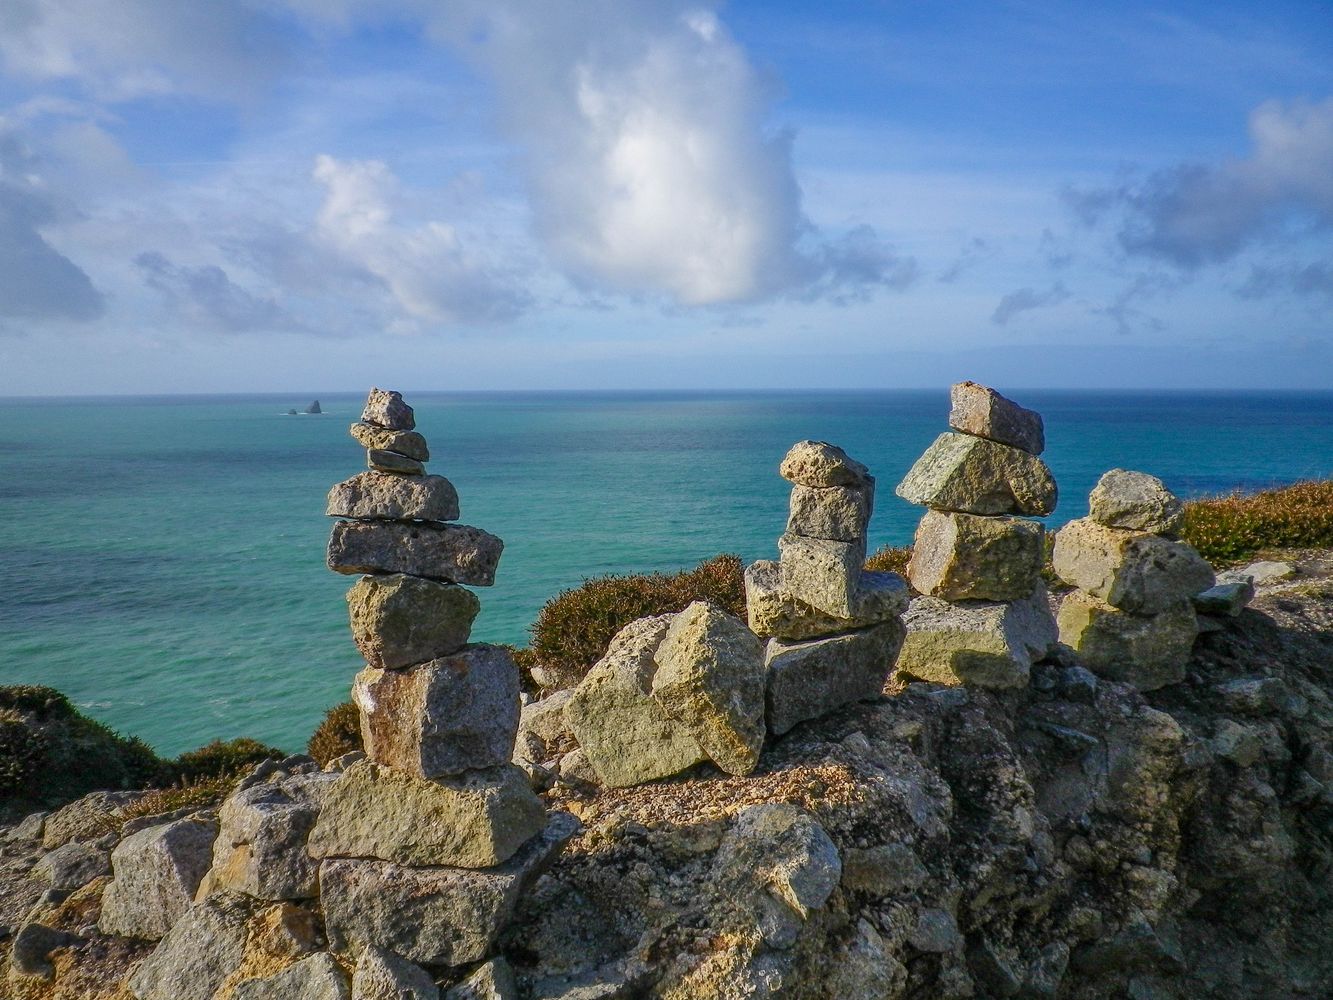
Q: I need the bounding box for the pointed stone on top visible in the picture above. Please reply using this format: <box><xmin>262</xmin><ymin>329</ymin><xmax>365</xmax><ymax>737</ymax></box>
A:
<box><xmin>362</xmin><ymin>388</ymin><xmax>415</xmax><ymax>430</ymax></box>
<box><xmin>780</xmin><ymin>441</ymin><xmax>871</xmax><ymax>488</ymax></box>
<box><xmin>948</xmin><ymin>381</ymin><xmax>1045</xmax><ymax>455</ymax></box>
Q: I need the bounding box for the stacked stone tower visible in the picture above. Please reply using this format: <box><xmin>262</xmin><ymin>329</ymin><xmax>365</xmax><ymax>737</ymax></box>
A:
<box><xmin>745</xmin><ymin>441</ymin><xmax>909</xmax><ymax>734</ymax></box>
<box><xmin>893</xmin><ymin>382</ymin><xmax>1059</xmax><ymax>689</ymax></box>
<box><xmin>309</xmin><ymin>388</ymin><xmax>575</xmax><ymax>967</ymax></box>
<box><xmin>1052</xmin><ymin>469</ymin><xmax>1215</xmax><ymax>690</ymax></box>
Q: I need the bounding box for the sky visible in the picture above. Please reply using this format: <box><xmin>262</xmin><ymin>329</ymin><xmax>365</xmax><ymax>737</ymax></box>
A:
<box><xmin>0</xmin><ymin>0</ymin><xmax>1330</xmax><ymax>394</ymax></box>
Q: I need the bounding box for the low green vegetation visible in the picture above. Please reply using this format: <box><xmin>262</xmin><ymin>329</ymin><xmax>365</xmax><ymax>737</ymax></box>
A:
<box><xmin>1179</xmin><ymin>480</ymin><xmax>1333</xmax><ymax>564</ymax></box>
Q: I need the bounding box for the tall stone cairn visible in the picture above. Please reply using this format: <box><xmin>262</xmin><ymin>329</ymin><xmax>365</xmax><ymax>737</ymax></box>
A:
<box><xmin>892</xmin><ymin>381</ymin><xmax>1059</xmax><ymax>689</ymax></box>
<box><xmin>1052</xmin><ymin>469</ymin><xmax>1216</xmax><ymax>690</ymax></box>
<box><xmin>309</xmin><ymin>388</ymin><xmax>577</xmax><ymax>967</ymax></box>
<box><xmin>745</xmin><ymin>441</ymin><xmax>909</xmax><ymax>735</ymax></box>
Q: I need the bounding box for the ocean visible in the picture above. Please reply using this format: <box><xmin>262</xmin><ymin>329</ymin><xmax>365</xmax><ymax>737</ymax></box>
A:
<box><xmin>3</xmin><ymin>389</ymin><xmax>1331</xmax><ymax>756</ymax></box>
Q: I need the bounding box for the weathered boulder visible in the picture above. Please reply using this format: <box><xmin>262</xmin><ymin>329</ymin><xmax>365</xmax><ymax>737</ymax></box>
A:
<box><xmin>907</xmin><ymin>510</ymin><xmax>1044</xmax><ymax>601</ymax></box>
<box><xmin>42</xmin><ymin>790</ymin><xmax>142</xmax><ymax>849</ymax></box>
<box><xmin>1056</xmin><ymin>591</ymin><xmax>1198</xmax><ymax>690</ymax></box>
<box><xmin>565</xmin><ymin>615</ymin><xmax>707</xmax><ymax>787</ymax></box>
<box><xmin>777</xmin><ymin>532</ymin><xmax>867</xmax><ymax>618</ymax></box>
<box><xmin>764</xmin><ymin>619</ymin><xmax>905</xmax><ymax>736</ymax></box>
<box><xmin>744</xmin><ymin>560</ymin><xmax>907</xmax><ymax>640</ymax></box>
<box><xmin>100</xmin><ymin>814</ymin><xmax>219</xmax><ymax>940</ymax></box>
<box><xmin>234</xmin><ymin>952</ymin><xmax>351</xmax><ymax>1000</ymax></box>
<box><xmin>327</xmin><ymin>472</ymin><xmax>458</xmax><ymax>523</ymax></box>
<box><xmin>513</xmin><ymin>689</ymin><xmax>575</xmax><ymax>767</ymax></box>
<box><xmin>948</xmin><ymin>380</ymin><xmax>1045</xmax><ymax>455</ymax></box>
<box><xmin>307</xmin><ymin>760</ymin><xmax>545</xmax><ymax>868</ymax></box>
<box><xmin>895</xmin><ymin>432</ymin><xmax>1057</xmax><ymax>516</ymax></box>
<box><xmin>895</xmin><ymin>585</ymin><xmax>1058</xmax><ymax>689</ymax></box>
<box><xmin>352</xmin><ymin>946</ymin><xmax>439</xmax><ymax>1000</ymax></box>
<box><xmin>368</xmin><ymin>449</ymin><xmax>426</xmax><ymax>476</ymax></box>
<box><xmin>1051</xmin><ymin>518</ymin><xmax>1214</xmax><ymax>614</ymax></box>
<box><xmin>1087</xmin><ymin>469</ymin><xmax>1184</xmax><ymax>536</ymax></box>
<box><xmin>9</xmin><ymin>810</ymin><xmax>47</xmax><ymax>842</ymax></box>
<box><xmin>346</xmin><ymin>575</ymin><xmax>480</xmax><ymax>670</ymax></box>
<box><xmin>327</xmin><ymin>520</ymin><xmax>503</xmax><ymax>585</ymax></box>
<box><xmin>349</xmin><ymin>421</ymin><xmax>429</xmax><ymax>462</ymax></box>
<box><xmin>1193</xmin><ymin>579</ymin><xmax>1255</xmax><ymax>617</ymax></box>
<box><xmin>320</xmin><ymin>813</ymin><xmax>578</xmax><ymax>967</ymax></box>
<box><xmin>354</xmin><ymin>647</ymin><xmax>519</xmax><ymax>777</ymax></box>
<box><xmin>786</xmin><ymin>482</ymin><xmax>874</xmax><ymax>542</ymax></box>
<box><xmin>443</xmin><ymin>958</ymin><xmax>517</xmax><ymax>999</ymax></box>
<box><xmin>651</xmin><ymin>601</ymin><xmax>766</xmax><ymax>776</ymax></box>
<box><xmin>128</xmin><ymin>890</ymin><xmax>256</xmax><ymax>1000</ymax></box>
<box><xmin>10</xmin><ymin>921</ymin><xmax>77</xmax><ymax>979</ymax></box>
<box><xmin>362</xmin><ymin>388</ymin><xmax>415</xmax><ymax>430</ymax></box>
<box><xmin>779</xmin><ymin>440</ymin><xmax>871</xmax><ymax>488</ymax></box>
<box><xmin>32</xmin><ymin>841</ymin><xmax>109</xmax><ymax>890</ymax></box>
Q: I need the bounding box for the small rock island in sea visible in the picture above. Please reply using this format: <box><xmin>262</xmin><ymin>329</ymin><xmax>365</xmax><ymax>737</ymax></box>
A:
<box><xmin>1</xmin><ymin>381</ymin><xmax>1328</xmax><ymax>999</ymax></box>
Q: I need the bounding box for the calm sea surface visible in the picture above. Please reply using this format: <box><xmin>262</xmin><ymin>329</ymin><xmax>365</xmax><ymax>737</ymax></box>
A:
<box><xmin>3</xmin><ymin>390</ymin><xmax>1331</xmax><ymax>755</ymax></box>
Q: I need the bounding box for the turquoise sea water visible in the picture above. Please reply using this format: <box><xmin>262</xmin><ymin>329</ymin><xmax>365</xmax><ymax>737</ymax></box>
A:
<box><xmin>3</xmin><ymin>390</ymin><xmax>1332</xmax><ymax>756</ymax></box>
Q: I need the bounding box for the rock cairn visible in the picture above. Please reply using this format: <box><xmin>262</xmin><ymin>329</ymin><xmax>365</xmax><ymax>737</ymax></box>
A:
<box><xmin>1053</xmin><ymin>469</ymin><xmax>1216</xmax><ymax>689</ymax></box>
<box><xmin>893</xmin><ymin>382</ymin><xmax>1059</xmax><ymax>688</ymax></box>
<box><xmin>310</xmin><ymin>387</ymin><xmax>576</xmax><ymax>967</ymax></box>
<box><xmin>745</xmin><ymin>441</ymin><xmax>909</xmax><ymax>735</ymax></box>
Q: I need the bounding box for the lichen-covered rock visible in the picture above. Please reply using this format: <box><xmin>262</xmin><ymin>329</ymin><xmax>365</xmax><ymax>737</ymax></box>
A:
<box><xmin>786</xmin><ymin>482</ymin><xmax>874</xmax><ymax>542</ymax></box>
<box><xmin>1057</xmin><ymin>591</ymin><xmax>1198</xmax><ymax>690</ymax></box>
<box><xmin>895</xmin><ymin>585</ymin><xmax>1058</xmax><ymax>689</ymax></box>
<box><xmin>779</xmin><ymin>440</ymin><xmax>871</xmax><ymax>488</ymax></box>
<box><xmin>744</xmin><ymin>560</ymin><xmax>907</xmax><ymax>640</ymax></box>
<box><xmin>1088</xmin><ymin>469</ymin><xmax>1185</xmax><ymax>535</ymax></box>
<box><xmin>32</xmin><ymin>841</ymin><xmax>109</xmax><ymax>890</ymax></box>
<box><xmin>353</xmin><ymin>646</ymin><xmax>519</xmax><ymax>777</ymax></box>
<box><xmin>443</xmin><ymin>957</ymin><xmax>517</xmax><ymax>999</ymax></box>
<box><xmin>349</xmin><ymin>422</ymin><xmax>429</xmax><ymax>462</ymax></box>
<box><xmin>346</xmin><ymin>575</ymin><xmax>480</xmax><ymax>670</ymax></box>
<box><xmin>233</xmin><ymin>952</ymin><xmax>351</xmax><ymax>1000</ymax></box>
<box><xmin>326</xmin><ymin>472</ymin><xmax>458</xmax><ymax>523</ymax></box>
<box><xmin>307</xmin><ymin>761</ymin><xmax>545</xmax><ymax>868</ymax></box>
<box><xmin>764</xmin><ymin>619</ymin><xmax>905</xmax><ymax>736</ymax></box>
<box><xmin>320</xmin><ymin>813</ymin><xmax>578</xmax><ymax>967</ymax></box>
<box><xmin>100</xmin><ymin>814</ymin><xmax>219</xmax><ymax>940</ymax></box>
<box><xmin>352</xmin><ymin>946</ymin><xmax>439</xmax><ymax>1000</ymax></box>
<box><xmin>895</xmin><ymin>431</ymin><xmax>1057</xmax><ymax>516</ymax></box>
<box><xmin>361</xmin><ymin>388</ymin><xmax>415</xmax><ymax>430</ymax></box>
<box><xmin>651</xmin><ymin>601</ymin><xmax>766</xmax><ymax>776</ymax></box>
<box><xmin>777</xmin><ymin>532</ymin><xmax>867</xmax><ymax>619</ymax></box>
<box><xmin>565</xmin><ymin>615</ymin><xmax>706</xmax><ymax>787</ymax></box>
<box><xmin>1052</xmin><ymin>517</ymin><xmax>1215</xmax><ymax>614</ymax></box>
<box><xmin>368</xmin><ymin>449</ymin><xmax>426</xmax><ymax>476</ymax></box>
<box><xmin>907</xmin><ymin>510</ymin><xmax>1044</xmax><ymax>601</ymax></box>
<box><xmin>128</xmin><ymin>890</ymin><xmax>256</xmax><ymax>1000</ymax></box>
<box><xmin>948</xmin><ymin>380</ymin><xmax>1045</xmax><ymax>455</ymax></box>
<box><xmin>327</xmin><ymin>520</ymin><xmax>503</xmax><ymax>585</ymax></box>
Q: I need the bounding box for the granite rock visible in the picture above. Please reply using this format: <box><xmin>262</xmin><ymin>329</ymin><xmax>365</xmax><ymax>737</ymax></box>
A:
<box><xmin>352</xmin><ymin>946</ymin><xmax>439</xmax><ymax>1000</ymax></box>
<box><xmin>764</xmin><ymin>619</ymin><xmax>905</xmax><ymax>735</ymax></box>
<box><xmin>778</xmin><ymin>440</ymin><xmax>871</xmax><ymax>488</ymax></box>
<box><xmin>233</xmin><ymin>952</ymin><xmax>351</xmax><ymax>1000</ymax></box>
<box><xmin>368</xmin><ymin>449</ymin><xmax>426</xmax><ymax>476</ymax></box>
<box><xmin>1052</xmin><ymin>518</ymin><xmax>1215</xmax><ymax>614</ymax></box>
<box><xmin>32</xmin><ymin>841</ymin><xmax>109</xmax><ymax>890</ymax></box>
<box><xmin>907</xmin><ymin>510</ymin><xmax>1045</xmax><ymax>601</ymax></box>
<box><xmin>1193</xmin><ymin>579</ymin><xmax>1255</xmax><ymax>617</ymax></box>
<box><xmin>349</xmin><ymin>422</ymin><xmax>429</xmax><ymax>462</ymax></box>
<box><xmin>514</xmin><ymin>688</ymin><xmax>575</xmax><ymax>767</ymax></box>
<box><xmin>42</xmin><ymin>790</ymin><xmax>142</xmax><ymax>849</ymax></box>
<box><xmin>346</xmin><ymin>575</ymin><xmax>480</xmax><ymax>670</ymax></box>
<box><xmin>128</xmin><ymin>890</ymin><xmax>256</xmax><ymax>1000</ymax></box>
<box><xmin>777</xmin><ymin>532</ymin><xmax>867</xmax><ymax>619</ymax></box>
<box><xmin>1056</xmin><ymin>591</ymin><xmax>1198</xmax><ymax>690</ymax></box>
<box><xmin>744</xmin><ymin>560</ymin><xmax>907</xmax><ymax>640</ymax></box>
<box><xmin>1088</xmin><ymin>469</ymin><xmax>1184</xmax><ymax>536</ymax></box>
<box><xmin>786</xmin><ymin>482</ymin><xmax>873</xmax><ymax>542</ymax></box>
<box><xmin>327</xmin><ymin>520</ymin><xmax>503</xmax><ymax>586</ymax></box>
<box><xmin>361</xmin><ymin>388</ymin><xmax>414</xmax><ymax>430</ymax></box>
<box><xmin>100</xmin><ymin>814</ymin><xmax>219</xmax><ymax>940</ymax></box>
<box><xmin>895</xmin><ymin>432</ymin><xmax>1057</xmax><ymax>516</ymax></box>
<box><xmin>327</xmin><ymin>472</ymin><xmax>458</xmax><ymax>523</ymax></box>
<box><xmin>948</xmin><ymin>380</ymin><xmax>1045</xmax><ymax>455</ymax></box>
<box><xmin>443</xmin><ymin>958</ymin><xmax>518</xmax><ymax>1000</ymax></box>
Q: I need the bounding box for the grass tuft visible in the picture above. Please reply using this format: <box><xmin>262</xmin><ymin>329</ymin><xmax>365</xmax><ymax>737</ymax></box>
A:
<box><xmin>307</xmin><ymin>701</ymin><xmax>362</xmax><ymax>766</ymax></box>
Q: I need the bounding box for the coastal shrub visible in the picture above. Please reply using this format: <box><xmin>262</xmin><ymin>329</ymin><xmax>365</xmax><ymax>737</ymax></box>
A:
<box><xmin>307</xmin><ymin>701</ymin><xmax>363</xmax><ymax>766</ymax></box>
<box><xmin>171</xmin><ymin>737</ymin><xmax>283</xmax><ymax>782</ymax></box>
<box><xmin>527</xmin><ymin>554</ymin><xmax>746</xmax><ymax>689</ymax></box>
<box><xmin>119</xmin><ymin>775</ymin><xmax>238</xmax><ymax>821</ymax></box>
<box><xmin>864</xmin><ymin>544</ymin><xmax>912</xmax><ymax>578</ymax></box>
<box><xmin>1180</xmin><ymin>480</ymin><xmax>1333</xmax><ymax>564</ymax></box>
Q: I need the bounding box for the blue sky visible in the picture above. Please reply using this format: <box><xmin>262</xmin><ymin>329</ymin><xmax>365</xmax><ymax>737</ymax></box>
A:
<box><xmin>0</xmin><ymin>0</ymin><xmax>1330</xmax><ymax>393</ymax></box>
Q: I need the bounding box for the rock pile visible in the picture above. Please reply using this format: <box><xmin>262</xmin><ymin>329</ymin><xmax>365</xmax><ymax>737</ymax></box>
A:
<box><xmin>744</xmin><ymin>441</ymin><xmax>909</xmax><ymax>735</ymax></box>
<box><xmin>1053</xmin><ymin>469</ymin><xmax>1216</xmax><ymax>689</ymax></box>
<box><xmin>893</xmin><ymin>382</ymin><xmax>1059</xmax><ymax>688</ymax></box>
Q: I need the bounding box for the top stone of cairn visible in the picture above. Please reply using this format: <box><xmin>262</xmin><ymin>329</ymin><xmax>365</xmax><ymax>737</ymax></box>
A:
<box><xmin>948</xmin><ymin>381</ymin><xmax>1045</xmax><ymax>455</ymax></box>
<box><xmin>362</xmin><ymin>388</ymin><xmax>415</xmax><ymax>431</ymax></box>
<box><xmin>779</xmin><ymin>440</ymin><xmax>871</xmax><ymax>489</ymax></box>
<box><xmin>1088</xmin><ymin>469</ymin><xmax>1184</xmax><ymax>536</ymax></box>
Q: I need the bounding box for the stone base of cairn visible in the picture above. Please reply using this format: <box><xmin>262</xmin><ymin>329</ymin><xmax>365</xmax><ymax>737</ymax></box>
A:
<box><xmin>745</xmin><ymin>441</ymin><xmax>909</xmax><ymax>734</ymax></box>
<box><xmin>893</xmin><ymin>382</ymin><xmax>1059</xmax><ymax>689</ymax></box>
<box><xmin>1052</xmin><ymin>469</ymin><xmax>1218</xmax><ymax>690</ymax></box>
<box><xmin>308</xmin><ymin>388</ymin><xmax>575</xmax><ymax>967</ymax></box>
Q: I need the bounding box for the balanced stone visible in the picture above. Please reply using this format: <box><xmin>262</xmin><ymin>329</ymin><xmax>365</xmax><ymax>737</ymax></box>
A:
<box><xmin>368</xmin><ymin>449</ymin><xmax>426</xmax><ymax>476</ymax></box>
<box><xmin>778</xmin><ymin>532</ymin><xmax>867</xmax><ymax>619</ymax></box>
<box><xmin>651</xmin><ymin>601</ymin><xmax>766</xmax><ymax>776</ymax></box>
<box><xmin>327</xmin><ymin>472</ymin><xmax>459</xmax><ymax>523</ymax></box>
<box><xmin>1057</xmin><ymin>591</ymin><xmax>1198</xmax><ymax>690</ymax></box>
<box><xmin>565</xmin><ymin>615</ymin><xmax>707</xmax><ymax>787</ymax></box>
<box><xmin>787</xmin><ymin>482</ymin><xmax>874</xmax><ymax>542</ymax></box>
<box><xmin>307</xmin><ymin>760</ymin><xmax>545</xmax><ymax>869</ymax></box>
<box><xmin>1051</xmin><ymin>518</ymin><xmax>1214</xmax><ymax>614</ymax></box>
<box><xmin>349</xmin><ymin>421</ymin><xmax>430</xmax><ymax>462</ymax></box>
<box><xmin>948</xmin><ymin>381</ymin><xmax>1045</xmax><ymax>455</ymax></box>
<box><xmin>327</xmin><ymin>520</ymin><xmax>503</xmax><ymax>586</ymax></box>
<box><xmin>99</xmin><ymin>814</ymin><xmax>219</xmax><ymax>940</ymax></box>
<box><xmin>362</xmin><ymin>388</ymin><xmax>415</xmax><ymax>430</ymax></box>
<box><xmin>765</xmin><ymin>619</ymin><xmax>905</xmax><ymax>735</ymax></box>
<box><xmin>745</xmin><ymin>560</ymin><xmax>908</xmax><ymax>640</ymax></box>
<box><xmin>896</xmin><ymin>432</ymin><xmax>1057</xmax><ymax>516</ymax></box>
<box><xmin>354</xmin><ymin>646</ymin><xmax>520</xmax><ymax>777</ymax></box>
<box><xmin>1087</xmin><ymin>469</ymin><xmax>1184</xmax><ymax>536</ymax></box>
<box><xmin>907</xmin><ymin>510</ymin><xmax>1044</xmax><ymax>601</ymax></box>
<box><xmin>347</xmin><ymin>574</ymin><xmax>480</xmax><ymax>669</ymax></box>
<box><xmin>779</xmin><ymin>440</ymin><xmax>871</xmax><ymax>488</ymax></box>
<box><xmin>895</xmin><ymin>585</ymin><xmax>1058</xmax><ymax>689</ymax></box>
<box><xmin>1193</xmin><ymin>579</ymin><xmax>1255</xmax><ymax>617</ymax></box>
<box><xmin>320</xmin><ymin>812</ymin><xmax>578</xmax><ymax>967</ymax></box>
